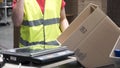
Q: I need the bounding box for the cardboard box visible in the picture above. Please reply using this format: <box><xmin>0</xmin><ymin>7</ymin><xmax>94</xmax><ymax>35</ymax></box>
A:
<box><xmin>57</xmin><ymin>3</ymin><xmax>120</xmax><ymax>67</ymax></box>
<box><xmin>78</xmin><ymin>0</ymin><xmax>107</xmax><ymax>14</ymax></box>
<box><xmin>109</xmin><ymin>35</ymin><xmax>120</xmax><ymax>68</ymax></box>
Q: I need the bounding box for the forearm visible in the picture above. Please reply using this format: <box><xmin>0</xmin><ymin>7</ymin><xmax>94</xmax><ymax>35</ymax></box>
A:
<box><xmin>12</xmin><ymin>0</ymin><xmax>24</xmax><ymax>27</ymax></box>
<box><xmin>60</xmin><ymin>8</ymin><xmax>69</xmax><ymax>32</ymax></box>
<box><xmin>60</xmin><ymin>18</ymin><xmax>69</xmax><ymax>32</ymax></box>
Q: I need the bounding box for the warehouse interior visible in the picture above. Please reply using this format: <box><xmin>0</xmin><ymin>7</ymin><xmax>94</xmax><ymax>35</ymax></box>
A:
<box><xmin>0</xmin><ymin>0</ymin><xmax>120</xmax><ymax>68</ymax></box>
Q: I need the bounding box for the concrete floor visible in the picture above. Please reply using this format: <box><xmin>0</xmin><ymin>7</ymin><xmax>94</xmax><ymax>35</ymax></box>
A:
<box><xmin>0</xmin><ymin>16</ymin><xmax>13</xmax><ymax>49</ymax></box>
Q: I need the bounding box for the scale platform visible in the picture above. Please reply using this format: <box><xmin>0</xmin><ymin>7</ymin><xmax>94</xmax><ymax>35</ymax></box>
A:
<box><xmin>0</xmin><ymin>46</ymin><xmax>74</xmax><ymax>65</ymax></box>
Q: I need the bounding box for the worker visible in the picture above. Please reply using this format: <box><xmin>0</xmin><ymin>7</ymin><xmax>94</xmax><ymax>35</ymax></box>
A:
<box><xmin>12</xmin><ymin>0</ymin><xmax>69</xmax><ymax>49</ymax></box>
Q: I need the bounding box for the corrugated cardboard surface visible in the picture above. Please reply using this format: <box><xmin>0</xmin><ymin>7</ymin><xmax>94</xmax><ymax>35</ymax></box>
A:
<box><xmin>78</xmin><ymin>0</ymin><xmax>107</xmax><ymax>14</ymax></box>
<box><xmin>57</xmin><ymin>3</ymin><xmax>120</xmax><ymax>67</ymax></box>
<box><xmin>57</xmin><ymin>3</ymin><xmax>106</xmax><ymax>50</ymax></box>
<box><xmin>75</xmin><ymin>16</ymin><xmax>120</xmax><ymax>67</ymax></box>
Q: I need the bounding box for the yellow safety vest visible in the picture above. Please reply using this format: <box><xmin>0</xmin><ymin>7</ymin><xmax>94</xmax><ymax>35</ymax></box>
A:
<box><xmin>19</xmin><ymin>0</ymin><xmax>62</xmax><ymax>49</ymax></box>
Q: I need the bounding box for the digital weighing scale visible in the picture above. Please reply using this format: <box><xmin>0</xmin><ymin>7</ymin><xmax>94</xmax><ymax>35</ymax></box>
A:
<box><xmin>0</xmin><ymin>46</ymin><xmax>74</xmax><ymax>64</ymax></box>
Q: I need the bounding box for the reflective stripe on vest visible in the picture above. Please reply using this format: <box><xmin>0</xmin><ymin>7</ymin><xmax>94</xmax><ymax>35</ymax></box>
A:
<box><xmin>20</xmin><ymin>37</ymin><xmax>59</xmax><ymax>46</ymax></box>
<box><xmin>22</xmin><ymin>18</ymin><xmax>60</xmax><ymax>26</ymax></box>
<box><xmin>20</xmin><ymin>0</ymin><xmax>62</xmax><ymax>47</ymax></box>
